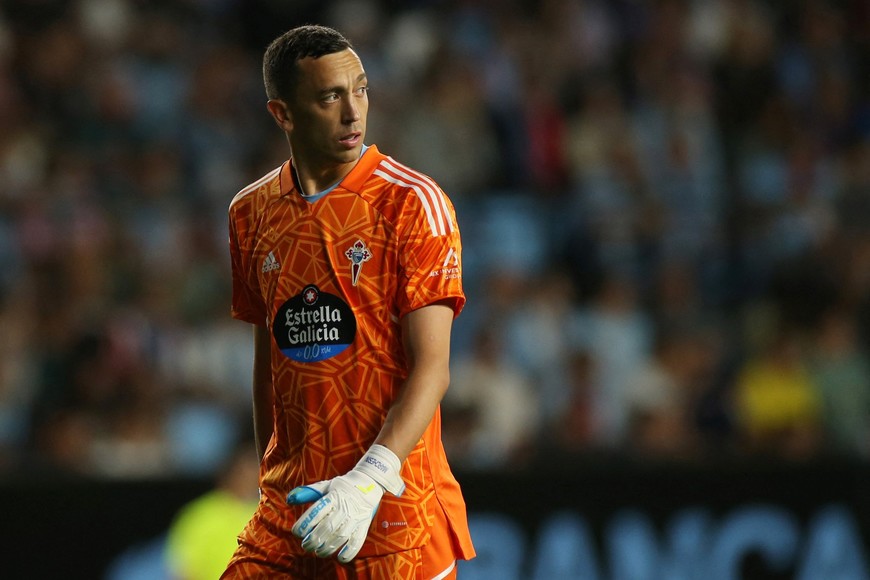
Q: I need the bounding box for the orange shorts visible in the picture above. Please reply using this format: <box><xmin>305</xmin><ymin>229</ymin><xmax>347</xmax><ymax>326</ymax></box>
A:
<box><xmin>221</xmin><ymin>502</ymin><xmax>458</xmax><ymax>580</ymax></box>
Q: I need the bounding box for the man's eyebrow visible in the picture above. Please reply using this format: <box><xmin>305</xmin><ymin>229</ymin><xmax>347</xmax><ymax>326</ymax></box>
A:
<box><xmin>318</xmin><ymin>74</ymin><xmax>368</xmax><ymax>95</ymax></box>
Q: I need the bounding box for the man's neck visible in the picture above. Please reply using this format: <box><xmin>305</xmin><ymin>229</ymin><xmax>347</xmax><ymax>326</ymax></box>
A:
<box><xmin>291</xmin><ymin>147</ymin><xmax>367</xmax><ymax>197</ymax></box>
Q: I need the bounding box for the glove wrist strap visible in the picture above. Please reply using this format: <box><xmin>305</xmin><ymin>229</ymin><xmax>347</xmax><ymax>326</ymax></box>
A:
<box><xmin>355</xmin><ymin>444</ymin><xmax>406</xmax><ymax>497</ymax></box>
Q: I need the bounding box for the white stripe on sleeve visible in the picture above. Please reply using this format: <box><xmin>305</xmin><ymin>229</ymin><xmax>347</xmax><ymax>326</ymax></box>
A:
<box><xmin>377</xmin><ymin>159</ymin><xmax>454</xmax><ymax>236</ymax></box>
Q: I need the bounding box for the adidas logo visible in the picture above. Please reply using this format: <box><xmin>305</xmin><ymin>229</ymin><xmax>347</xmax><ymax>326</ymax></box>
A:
<box><xmin>262</xmin><ymin>251</ymin><xmax>280</xmax><ymax>273</ymax></box>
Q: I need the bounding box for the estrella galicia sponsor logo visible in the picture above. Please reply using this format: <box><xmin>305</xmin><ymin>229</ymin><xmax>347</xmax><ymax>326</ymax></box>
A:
<box><xmin>272</xmin><ymin>285</ymin><xmax>356</xmax><ymax>362</ymax></box>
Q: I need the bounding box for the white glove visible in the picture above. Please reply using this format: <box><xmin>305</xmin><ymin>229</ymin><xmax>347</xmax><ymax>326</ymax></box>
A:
<box><xmin>286</xmin><ymin>444</ymin><xmax>405</xmax><ymax>563</ymax></box>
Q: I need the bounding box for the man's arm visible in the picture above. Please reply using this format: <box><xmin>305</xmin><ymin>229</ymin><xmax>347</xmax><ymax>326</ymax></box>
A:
<box><xmin>252</xmin><ymin>324</ymin><xmax>274</xmax><ymax>462</ymax></box>
<box><xmin>375</xmin><ymin>301</ymin><xmax>456</xmax><ymax>461</ymax></box>
<box><xmin>286</xmin><ymin>301</ymin><xmax>456</xmax><ymax>562</ymax></box>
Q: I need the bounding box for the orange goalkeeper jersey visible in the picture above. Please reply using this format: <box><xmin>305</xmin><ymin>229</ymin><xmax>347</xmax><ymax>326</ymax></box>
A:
<box><xmin>228</xmin><ymin>145</ymin><xmax>474</xmax><ymax>562</ymax></box>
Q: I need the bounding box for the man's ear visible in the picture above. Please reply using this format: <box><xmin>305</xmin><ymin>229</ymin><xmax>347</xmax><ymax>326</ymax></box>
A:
<box><xmin>266</xmin><ymin>99</ymin><xmax>293</xmax><ymax>131</ymax></box>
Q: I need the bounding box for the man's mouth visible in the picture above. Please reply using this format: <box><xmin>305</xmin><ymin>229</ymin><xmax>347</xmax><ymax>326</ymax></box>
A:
<box><xmin>339</xmin><ymin>132</ymin><xmax>362</xmax><ymax>147</ymax></box>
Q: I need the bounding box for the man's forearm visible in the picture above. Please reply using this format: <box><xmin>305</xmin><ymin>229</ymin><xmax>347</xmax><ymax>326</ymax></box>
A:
<box><xmin>253</xmin><ymin>393</ymin><xmax>274</xmax><ymax>462</ymax></box>
<box><xmin>253</xmin><ymin>324</ymin><xmax>274</xmax><ymax>462</ymax></box>
<box><xmin>375</xmin><ymin>303</ymin><xmax>454</xmax><ymax>461</ymax></box>
<box><xmin>375</xmin><ymin>366</ymin><xmax>449</xmax><ymax>461</ymax></box>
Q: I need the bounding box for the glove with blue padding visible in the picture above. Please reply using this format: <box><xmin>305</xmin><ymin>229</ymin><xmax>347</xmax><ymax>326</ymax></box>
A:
<box><xmin>287</xmin><ymin>444</ymin><xmax>405</xmax><ymax>563</ymax></box>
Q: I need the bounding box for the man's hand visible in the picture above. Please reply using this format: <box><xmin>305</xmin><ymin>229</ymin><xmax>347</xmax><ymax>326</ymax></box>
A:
<box><xmin>286</xmin><ymin>444</ymin><xmax>405</xmax><ymax>563</ymax></box>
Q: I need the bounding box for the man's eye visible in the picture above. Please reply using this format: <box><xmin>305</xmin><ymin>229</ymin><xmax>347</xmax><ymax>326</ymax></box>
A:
<box><xmin>355</xmin><ymin>86</ymin><xmax>369</xmax><ymax>96</ymax></box>
<box><xmin>323</xmin><ymin>93</ymin><xmax>339</xmax><ymax>103</ymax></box>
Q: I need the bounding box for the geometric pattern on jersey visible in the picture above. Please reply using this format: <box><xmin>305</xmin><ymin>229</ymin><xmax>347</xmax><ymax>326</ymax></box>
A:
<box><xmin>221</xmin><ymin>537</ymin><xmax>424</xmax><ymax>579</ymax></box>
<box><xmin>222</xmin><ymin>501</ymin><xmax>458</xmax><ymax>579</ymax></box>
<box><xmin>228</xmin><ymin>145</ymin><xmax>474</xmax><ymax>562</ymax></box>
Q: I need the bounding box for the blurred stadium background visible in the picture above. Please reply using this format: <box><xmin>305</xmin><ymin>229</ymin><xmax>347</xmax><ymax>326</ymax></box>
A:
<box><xmin>1</xmin><ymin>0</ymin><xmax>869</xmax><ymax>578</ymax></box>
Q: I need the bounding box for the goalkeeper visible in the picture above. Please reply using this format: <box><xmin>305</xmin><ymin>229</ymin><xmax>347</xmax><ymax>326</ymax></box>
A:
<box><xmin>222</xmin><ymin>24</ymin><xmax>475</xmax><ymax>579</ymax></box>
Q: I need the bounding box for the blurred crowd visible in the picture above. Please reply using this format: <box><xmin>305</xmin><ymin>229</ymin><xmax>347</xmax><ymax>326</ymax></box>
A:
<box><xmin>0</xmin><ymin>0</ymin><xmax>868</xmax><ymax>480</ymax></box>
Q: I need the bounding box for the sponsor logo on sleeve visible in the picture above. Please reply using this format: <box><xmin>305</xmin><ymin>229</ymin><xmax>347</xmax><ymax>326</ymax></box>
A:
<box><xmin>428</xmin><ymin>247</ymin><xmax>461</xmax><ymax>279</ymax></box>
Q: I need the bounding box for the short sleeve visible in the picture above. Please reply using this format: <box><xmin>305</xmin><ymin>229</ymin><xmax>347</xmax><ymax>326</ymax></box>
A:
<box><xmin>229</xmin><ymin>208</ymin><xmax>268</xmax><ymax>325</ymax></box>
<box><xmin>396</xmin><ymin>186</ymin><xmax>465</xmax><ymax>318</ymax></box>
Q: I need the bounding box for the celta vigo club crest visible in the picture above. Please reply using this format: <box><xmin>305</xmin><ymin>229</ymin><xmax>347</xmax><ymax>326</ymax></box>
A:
<box><xmin>345</xmin><ymin>239</ymin><xmax>372</xmax><ymax>286</ymax></box>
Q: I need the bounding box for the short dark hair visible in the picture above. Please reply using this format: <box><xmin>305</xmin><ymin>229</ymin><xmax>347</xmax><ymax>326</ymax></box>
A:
<box><xmin>262</xmin><ymin>25</ymin><xmax>353</xmax><ymax>101</ymax></box>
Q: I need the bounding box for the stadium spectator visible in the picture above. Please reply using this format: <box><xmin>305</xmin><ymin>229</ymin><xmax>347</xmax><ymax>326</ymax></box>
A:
<box><xmin>733</xmin><ymin>322</ymin><xmax>824</xmax><ymax>458</ymax></box>
<box><xmin>165</xmin><ymin>444</ymin><xmax>259</xmax><ymax>580</ymax></box>
<box><xmin>808</xmin><ymin>309</ymin><xmax>870</xmax><ymax>457</ymax></box>
<box><xmin>444</xmin><ymin>324</ymin><xmax>540</xmax><ymax>469</ymax></box>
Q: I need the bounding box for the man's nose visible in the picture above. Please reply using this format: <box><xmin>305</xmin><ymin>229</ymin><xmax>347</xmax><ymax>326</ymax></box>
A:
<box><xmin>343</xmin><ymin>98</ymin><xmax>360</xmax><ymax>122</ymax></box>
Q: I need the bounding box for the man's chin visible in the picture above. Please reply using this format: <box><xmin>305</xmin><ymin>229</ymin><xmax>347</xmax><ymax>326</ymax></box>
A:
<box><xmin>336</xmin><ymin>146</ymin><xmax>363</xmax><ymax>163</ymax></box>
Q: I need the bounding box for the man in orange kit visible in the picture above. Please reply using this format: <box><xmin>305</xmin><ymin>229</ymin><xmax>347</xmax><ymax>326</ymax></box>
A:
<box><xmin>222</xmin><ymin>24</ymin><xmax>475</xmax><ymax>579</ymax></box>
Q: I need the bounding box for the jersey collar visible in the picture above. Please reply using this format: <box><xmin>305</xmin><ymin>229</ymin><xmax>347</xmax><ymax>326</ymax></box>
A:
<box><xmin>280</xmin><ymin>145</ymin><xmax>381</xmax><ymax>200</ymax></box>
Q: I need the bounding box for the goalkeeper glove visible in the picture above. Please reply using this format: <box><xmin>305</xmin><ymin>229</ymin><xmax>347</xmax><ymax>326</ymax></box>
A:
<box><xmin>286</xmin><ymin>444</ymin><xmax>405</xmax><ymax>563</ymax></box>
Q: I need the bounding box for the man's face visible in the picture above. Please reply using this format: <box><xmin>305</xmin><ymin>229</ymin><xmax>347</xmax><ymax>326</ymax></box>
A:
<box><xmin>286</xmin><ymin>48</ymin><xmax>368</xmax><ymax>169</ymax></box>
